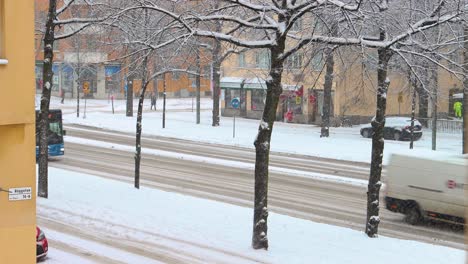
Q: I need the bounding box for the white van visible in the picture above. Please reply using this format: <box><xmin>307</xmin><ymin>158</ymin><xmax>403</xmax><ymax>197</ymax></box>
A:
<box><xmin>384</xmin><ymin>153</ymin><xmax>467</xmax><ymax>225</ymax></box>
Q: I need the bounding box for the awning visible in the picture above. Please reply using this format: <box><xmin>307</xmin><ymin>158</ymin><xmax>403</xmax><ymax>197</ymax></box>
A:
<box><xmin>220</xmin><ymin>77</ymin><xmax>299</xmax><ymax>91</ymax></box>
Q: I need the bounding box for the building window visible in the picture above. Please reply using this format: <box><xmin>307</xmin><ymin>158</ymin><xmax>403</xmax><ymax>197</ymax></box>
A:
<box><xmin>52</xmin><ymin>64</ymin><xmax>60</xmax><ymax>91</ymax></box>
<box><xmin>255</xmin><ymin>49</ymin><xmax>270</xmax><ymax>69</ymax></box>
<box><xmin>203</xmin><ymin>65</ymin><xmax>211</xmax><ymax>76</ymax></box>
<box><xmin>312</xmin><ymin>53</ymin><xmax>324</xmax><ymax>71</ymax></box>
<box><xmin>53</xmin><ymin>40</ymin><xmax>60</xmax><ymax>51</ymax></box>
<box><xmin>283</xmin><ymin>94</ymin><xmax>302</xmax><ymax>115</ymax></box>
<box><xmin>238</xmin><ymin>52</ymin><xmax>246</xmax><ymax>68</ymax></box>
<box><xmin>35</xmin><ymin>63</ymin><xmax>60</xmax><ymax>91</ymax></box>
<box><xmin>78</xmin><ymin>64</ymin><xmax>98</xmax><ymax>93</ymax></box>
<box><xmin>61</xmin><ymin>64</ymin><xmax>74</xmax><ymax>92</ymax></box>
<box><xmin>35</xmin><ymin>63</ymin><xmax>43</xmax><ymax>90</ymax></box>
<box><xmin>291</xmin><ymin>18</ymin><xmax>302</xmax><ymax>32</ymax></box>
<box><xmin>172</xmin><ymin>71</ymin><xmax>180</xmax><ymax>80</ymax></box>
<box><xmin>105</xmin><ymin>65</ymin><xmax>121</xmax><ymax>94</ymax></box>
<box><xmin>251</xmin><ymin>89</ymin><xmax>266</xmax><ymax>111</ymax></box>
<box><xmin>286</xmin><ymin>53</ymin><xmax>303</xmax><ymax>69</ymax></box>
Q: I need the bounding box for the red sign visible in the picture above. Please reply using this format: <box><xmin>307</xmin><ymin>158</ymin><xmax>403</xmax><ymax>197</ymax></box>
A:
<box><xmin>447</xmin><ymin>180</ymin><xmax>456</xmax><ymax>189</ymax></box>
<box><xmin>295</xmin><ymin>86</ymin><xmax>304</xmax><ymax>97</ymax></box>
<box><xmin>284</xmin><ymin>110</ymin><xmax>293</xmax><ymax>122</ymax></box>
<box><xmin>309</xmin><ymin>95</ymin><xmax>316</xmax><ymax>104</ymax></box>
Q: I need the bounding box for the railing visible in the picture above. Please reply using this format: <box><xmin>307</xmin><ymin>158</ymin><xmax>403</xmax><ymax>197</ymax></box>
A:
<box><xmin>419</xmin><ymin>118</ymin><xmax>463</xmax><ymax>134</ymax></box>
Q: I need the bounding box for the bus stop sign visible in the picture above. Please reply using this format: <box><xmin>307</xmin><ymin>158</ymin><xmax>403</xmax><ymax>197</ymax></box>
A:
<box><xmin>231</xmin><ymin>97</ymin><xmax>240</xmax><ymax>109</ymax></box>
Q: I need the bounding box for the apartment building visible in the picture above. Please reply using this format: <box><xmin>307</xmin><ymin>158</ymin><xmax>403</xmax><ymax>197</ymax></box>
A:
<box><xmin>0</xmin><ymin>0</ymin><xmax>36</xmax><ymax>262</ymax></box>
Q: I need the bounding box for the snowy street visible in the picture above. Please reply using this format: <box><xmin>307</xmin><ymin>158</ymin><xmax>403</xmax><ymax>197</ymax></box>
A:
<box><xmin>38</xmin><ymin>167</ymin><xmax>464</xmax><ymax>264</ymax></box>
<box><xmin>36</xmin><ymin>97</ymin><xmax>465</xmax><ymax>263</ymax></box>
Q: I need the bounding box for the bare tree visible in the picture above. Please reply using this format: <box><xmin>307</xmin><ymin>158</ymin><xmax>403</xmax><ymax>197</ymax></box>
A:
<box><xmin>464</xmin><ymin>26</ymin><xmax>468</xmax><ymax>153</ymax></box>
<box><xmin>365</xmin><ymin>29</ymin><xmax>392</xmax><ymax>238</ymax></box>
<box><xmin>37</xmin><ymin>0</ymin><xmax>110</xmax><ymax>198</ymax></box>
<box><xmin>119</xmin><ymin>0</ymin><xmax>465</xmax><ymax>247</ymax></box>
<box><xmin>320</xmin><ymin>25</ymin><xmax>337</xmax><ymax>138</ymax></box>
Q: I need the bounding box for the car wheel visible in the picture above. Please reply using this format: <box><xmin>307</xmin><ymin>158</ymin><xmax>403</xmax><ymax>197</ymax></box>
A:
<box><xmin>393</xmin><ymin>131</ymin><xmax>401</xmax><ymax>141</ymax></box>
<box><xmin>405</xmin><ymin>205</ymin><xmax>421</xmax><ymax>225</ymax></box>
<box><xmin>362</xmin><ymin>129</ymin><xmax>370</xmax><ymax>138</ymax></box>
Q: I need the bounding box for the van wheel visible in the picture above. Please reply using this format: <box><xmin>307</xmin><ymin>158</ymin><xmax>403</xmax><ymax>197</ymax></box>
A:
<box><xmin>393</xmin><ymin>131</ymin><xmax>401</xmax><ymax>141</ymax></box>
<box><xmin>405</xmin><ymin>206</ymin><xmax>421</xmax><ymax>225</ymax></box>
<box><xmin>362</xmin><ymin>129</ymin><xmax>370</xmax><ymax>138</ymax></box>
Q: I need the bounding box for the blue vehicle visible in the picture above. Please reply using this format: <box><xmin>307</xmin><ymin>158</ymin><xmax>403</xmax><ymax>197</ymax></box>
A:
<box><xmin>36</xmin><ymin>109</ymin><xmax>65</xmax><ymax>158</ymax></box>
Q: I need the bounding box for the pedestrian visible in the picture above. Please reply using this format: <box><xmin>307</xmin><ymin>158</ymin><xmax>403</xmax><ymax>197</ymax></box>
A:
<box><xmin>150</xmin><ymin>92</ymin><xmax>157</xmax><ymax>110</ymax></box>
<box><xmin>60</xmin><ymin>89</ymin><xmax>65</xmax><ymax>104</ymax></box>
<box><xmin>454</xmin><ymin>101</ymin><xmax>462</xmax><ymax>118</ymax></box>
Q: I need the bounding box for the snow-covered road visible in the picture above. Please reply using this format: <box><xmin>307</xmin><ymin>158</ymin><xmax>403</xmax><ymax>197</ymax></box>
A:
<box><xmin>37</xmin><ymin>166</ymin><xmax>464</xmax><ymax>264</ymax></box>
<box><xmin>36</xmin><ymin>96</ymin><xmax>466</xmax><ymax>263</ymax></box>
<box><xmin>45</xmin><ymin>125</ymin><xmax>465</xmax><ymax>251</ymax></box>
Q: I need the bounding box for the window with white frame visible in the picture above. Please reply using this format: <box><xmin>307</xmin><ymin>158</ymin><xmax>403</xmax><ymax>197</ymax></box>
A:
<box><xmin>311</xmin><ymin>53</ymin><xmax>324</xmax><ymax>71</ymax></box>
<box><xmin>286</xmin><ymin>53</ymin><xmax>303</xmax><ymax>69</ymax></box>
<box><xmin>290</xmin><ymin>18</ymin><xmax>302</xmax><ymax>32</ymax></box>
<box><xmin>238</xmin><ymin>52</ymin><xmax>246</xmax><ymax>68</ymax></box>
<box><xmin>255</xmin><ymin>49</ymin><xmax>270</xmax><ymax>69</ymax></box>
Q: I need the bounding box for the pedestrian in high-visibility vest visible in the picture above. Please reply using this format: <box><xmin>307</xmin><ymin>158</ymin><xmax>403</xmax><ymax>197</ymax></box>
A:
<box><xmin>454</xmin><ymin>101</ymin><xmax>462</xmax><ymax>118</ymax></box>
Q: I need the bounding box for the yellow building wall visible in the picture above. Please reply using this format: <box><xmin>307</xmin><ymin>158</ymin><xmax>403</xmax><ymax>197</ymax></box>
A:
<box><xmin>223</xmin><ymin>49</ymin><xmax>458</xmax><ymax>120</ymax></box>
<box><xmin>156</xmin><ymin>73</ymin><xmax>211</xmax><ymax>94</ymax></box>
<box><xmin>0</xmin><ymin>0</ymin><xmax>36</xmax><ymax>263</ymax></box>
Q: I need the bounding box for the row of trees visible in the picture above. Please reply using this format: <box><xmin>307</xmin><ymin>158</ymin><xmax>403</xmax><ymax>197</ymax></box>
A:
<box><xmin>37</xmin><ymin>0</ymin><xmax>468</xmax><ymax>251</ymax></box>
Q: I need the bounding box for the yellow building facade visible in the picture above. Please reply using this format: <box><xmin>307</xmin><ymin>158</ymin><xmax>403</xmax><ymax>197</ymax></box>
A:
<box><xmin>221</xmin><ymin>48</ymin><xmax>458</xmax><ymax>124</ymax></box>
<box><xmin>0</xmin><ymin>0</ymin><xmax>36</xmax><ymax>263</ymax></box>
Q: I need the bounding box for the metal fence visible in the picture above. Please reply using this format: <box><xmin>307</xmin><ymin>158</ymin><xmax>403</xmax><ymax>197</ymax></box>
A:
<box><xmin>419</xmin><ymin>118</ymin><xmax>463</xmax><ymax>134</ymax></box>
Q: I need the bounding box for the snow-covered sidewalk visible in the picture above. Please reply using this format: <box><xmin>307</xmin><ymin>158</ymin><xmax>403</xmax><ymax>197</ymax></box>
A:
<box><xmin>48</xmin><ymin>95</ymin><xmax>463</xmax><ymax>164</ymax></box>
<box><xmin>39</xmin><ymin>167</ymin><xmax>464</xmax><ymax>264</ymax></box>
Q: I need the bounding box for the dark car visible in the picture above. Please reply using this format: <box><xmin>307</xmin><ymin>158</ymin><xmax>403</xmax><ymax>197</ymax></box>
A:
<box><xmin>37</xmin><ymin>226</ymin><xmax>48</xmax><ymax>261</ymax></box>
<box><xmin>360</xmin><ymin>117</ymin><xmax>423</xmax><ymax>141</ymax></box>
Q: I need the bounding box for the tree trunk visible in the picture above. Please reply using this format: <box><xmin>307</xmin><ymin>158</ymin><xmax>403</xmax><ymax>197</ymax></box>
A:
<box><xmin>212</xmin><ymin>60</ymin><xmax>221</xmax><ymax>126</ymax></box>
<box><xmin>75</xmin><ymin>39</ymin><xmax>81</xmax><ymax>118</ymax></box>
<box><xmin>252</xmin><ymin>33</ymin><xmax>286</xmax><ymax>250</ymax></box>
<box><xmin>417</xmin><ymin>87</ymin><xmax>429</xmax><ymax>127</ymax></box>
<box><xmin>126</xmin><ymin>79</ymin><xmax>133</xmax><ymax>117</ymax></box>
<box><xmin>320</xmin><ymin>46</ymin><xmax>335</xmax><ymax>137</ymax></box>
<box><xmin>76</xmin><ymin>76</ymin><xmax>80</xmax><ymax>118</ymax></box>
<box><xmin>38</xmin><ymin>0</ymin><xmax>58</xmax><ymax>199</ymax></box>
<box><xmin>321</xmin><ymin>25</ymin><xmax>337</xmax><ymax>137</ymax></box>
<box><xmin>463</xmin><ymin>26</ymin><xmax>468</xmax><ymax>154</ymax></box>
<box><xmin>240</xmin><ymin>79</ymin><xmax>247</xmax><ymax>117</ymax></box>
<box><xmin>431</xmin><ymin>67</ymin><xmax>438</xmax><ymax>151</ymax></box>
<box><xmin>410</xmin><ymin>79</ymin><xmax>417</xmax><ymax>149</ymax></box>
<box><xmin>163</xmin><ymin>73</ymin><xmax>167</xmax><ymax>129</ymax></box>
<box><xmin>365</xmin><ymin>42</ymin><xmax>391</xmax><ymax>238</ymax></box>
<box><xmin>196</xmin><ymin>46</ymin><xmax>201</xmax><ymax>124</ymax></box>
<box><xmin>135</xmin><ymin>78</ymin><xmax>149</xmax><ymax>189</ymax></box>
<box><xmin>211</xmin><ymin>7</ymin><xmax>222</xmax><ymax>127</ymax></box>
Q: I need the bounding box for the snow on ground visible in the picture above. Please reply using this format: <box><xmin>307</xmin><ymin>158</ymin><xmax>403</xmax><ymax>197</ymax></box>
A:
<box><xmin>45</xmin><ymin>96</ymin><xmax>463</xmax><ymax>164</ymax></box>
<box><xmin>37</xmin><ymin>95</ymin><xmax>212</xmax><ymax>115</ymax></box>
<box><xmin>42</xmin><ymin>248</ymin><xmax>96</xmax><ymax>264</ymax></box>
<box><xmin>39</xmin><ymin>167</ymin><xmax>464</xmax><ymax>264</ymax></box>
<box><xmin>65</xmin><ymin>135</ymin><xmax>369</xmax><ymax>187</ymax></box>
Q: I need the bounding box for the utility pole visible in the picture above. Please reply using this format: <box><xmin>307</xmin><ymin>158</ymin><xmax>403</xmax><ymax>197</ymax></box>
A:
<box><xmin>410</xmin><ymin>81</ymin><xmax>417</xmax><ymax>149</ymax></box>
<box><xmin>431</xmin><ymin>66</ymin><xmax>438</xmax><ymax>151</ymax></box>
<box><xmin>163</xmin><ymin>73</ymin><xmax>167</xmax><ymax>128</ymax></box>
<box><xmin>463</xmin><ymin>26</ymin><xmax>468</xmax><ymax>154</ymax></box>
<box><xmin>196</xmin><ymin>40</ymin><xmax>201</xmax><ymax>124</ymax></box>
<box><xmin>126</xmin><ymin>78</ymin><xmax>133</xmax><ymax>117</ymax></box>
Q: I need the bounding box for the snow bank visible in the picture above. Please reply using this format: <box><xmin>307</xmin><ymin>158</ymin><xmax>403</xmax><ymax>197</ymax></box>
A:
<box><xmin>38</xmin><ymin>168</ymin><xmax>464</xmax><ymax>264</ymax></box>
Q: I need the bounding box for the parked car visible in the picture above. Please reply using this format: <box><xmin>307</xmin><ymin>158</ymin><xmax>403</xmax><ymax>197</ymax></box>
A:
<box><xmin>360</xmin><ymin>117</ymin><xmax>423</xmax><ymax>140</ymax></box>
<box><xmin>36</xmin><ymin>226</ymin><xmax>48</xmax><ymax>261</ymax></box>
